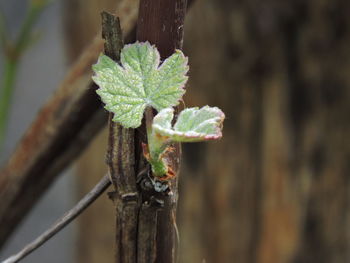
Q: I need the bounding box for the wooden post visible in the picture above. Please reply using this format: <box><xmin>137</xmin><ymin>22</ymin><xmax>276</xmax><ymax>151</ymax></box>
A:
<box><xmin>136</xmin><ymin>1</ymin><xmax>187</xmax><ymax>262</ymax></box>
<box><xmin>100</xmin><ymin>12</ymin><xmax>139</xmax><ymax>263</ymax></box>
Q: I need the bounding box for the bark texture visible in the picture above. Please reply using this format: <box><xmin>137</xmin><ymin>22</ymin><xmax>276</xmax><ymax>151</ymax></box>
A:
<box><xmin>136</xmin><ymin>1</ymin><xmax>187</xmax><ymax>262</ymax></box>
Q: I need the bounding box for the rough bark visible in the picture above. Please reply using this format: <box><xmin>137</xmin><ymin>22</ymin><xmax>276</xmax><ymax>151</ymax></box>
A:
<box><xmin>136</xmin><ymin>1</ymin><xmax>187</xmax><ymax>262</ymax></box>
<box><xmin>100</xmin><ymin>12</ymin><xmax>140</xmax><ymax>263</ymax></box>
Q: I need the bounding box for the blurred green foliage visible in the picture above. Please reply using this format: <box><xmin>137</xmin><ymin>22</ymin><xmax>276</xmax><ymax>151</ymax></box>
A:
<box><xmin>0</xmin><ymin>0</ymin><xmax>50</xmax><ymax>152</ymax></box>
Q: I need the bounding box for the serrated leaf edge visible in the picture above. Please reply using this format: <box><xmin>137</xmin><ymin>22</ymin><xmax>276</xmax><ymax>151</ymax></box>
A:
<box><xmin>92</xmin><ymin>41</ymin><xmax>189</xmax><ymax>128</ymax></box>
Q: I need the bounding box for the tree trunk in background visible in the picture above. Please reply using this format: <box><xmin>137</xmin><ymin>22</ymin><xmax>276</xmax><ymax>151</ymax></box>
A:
<box><xmin>63</xmin><ymin>0</ymin><xmax>350</xmax><ymax>262</ymax></box>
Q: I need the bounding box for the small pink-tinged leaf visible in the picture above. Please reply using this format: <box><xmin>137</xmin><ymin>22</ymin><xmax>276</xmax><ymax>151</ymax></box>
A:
<box><xmin>152</xmin><ymin>106</ymin><xmax>225</xmax><ymax>143</ymax></box>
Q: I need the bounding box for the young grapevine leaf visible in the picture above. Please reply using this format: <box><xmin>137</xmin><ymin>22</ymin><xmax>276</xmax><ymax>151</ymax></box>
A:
<box><xmin>92</xmin><ymin>41</ymin><xmax>188</xmax><ymax>128</ymax></box>
<box><xmin>152</xmin><ymin>106</ymin><xmax>225</xmax><ymax>142</ymax></box>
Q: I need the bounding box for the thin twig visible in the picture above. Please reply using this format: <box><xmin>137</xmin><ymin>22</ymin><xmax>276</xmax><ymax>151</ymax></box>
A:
<box><xmin>1</xmin><ymin>175</ymin><xmax>111</xmax><ymax>263</ymax></box>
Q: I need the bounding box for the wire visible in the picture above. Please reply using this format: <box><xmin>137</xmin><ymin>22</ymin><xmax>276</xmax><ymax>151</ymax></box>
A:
<box><xmin>1</xmin><ymin>174</ymin><xmax>111</xmax><ymax>263</ymax></box>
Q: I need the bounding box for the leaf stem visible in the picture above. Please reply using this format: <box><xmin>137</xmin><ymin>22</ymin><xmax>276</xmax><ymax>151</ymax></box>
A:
<box><xmin>145</xmin><ymin>108</ymin><xmax>171</xmax><ymax>177</ymax></box>
<box><xmin>145</xmin><ymin>107</ymin><xmax>154</xmax><ymax>142</ymax></box>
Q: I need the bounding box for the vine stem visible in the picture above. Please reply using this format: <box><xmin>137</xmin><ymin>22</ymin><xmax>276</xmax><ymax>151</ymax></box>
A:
<box><xmin>145</xmin><ymin>107</ymin><xmax>154</xmax><ymax>149</ymax></box>
<box><xmin>145</xmin><ymin>107</ymin><xmax>153</xmax><ymax>133</ymax></box>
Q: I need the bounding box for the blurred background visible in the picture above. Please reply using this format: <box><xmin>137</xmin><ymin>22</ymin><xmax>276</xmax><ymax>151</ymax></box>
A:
<box><xmin>0</xmin><ymin>0</ymin><xmax>349</xmax><ymax>262</ymax></box>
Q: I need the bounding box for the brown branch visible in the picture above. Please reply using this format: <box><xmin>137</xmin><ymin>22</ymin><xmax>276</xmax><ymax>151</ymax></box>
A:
<box><xmin>136</xmin><ymin>1</ymin><xmax>188</xmax><ymax>262</ymax></box>
<box><xmin>100</xmin><ymin>12</ymin><xmax>140</xmax><ymax>263</ymax></box>
<box><xmin>0</xmin><ymin>0</ymin><xmax>139</xmax><ymax>248</ymax></box>
<box><xmin>1</xmin><ymin>175</ymin><xmax>111</xmax><ymax>263</ymax></box>
<box><xmin>137</xmin><ymin>198</ymin><xmax>163</xmax><ymax>263</ymax></box>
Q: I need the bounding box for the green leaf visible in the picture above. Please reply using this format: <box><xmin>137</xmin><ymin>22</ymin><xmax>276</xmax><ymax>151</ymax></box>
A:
<box><xmin>92</xmin><ymin>41</ymin><xmax>188</xmax><ymax>128</ymax></box>
<box><xmin>152</xmin><ymin>106</ymin><xmax>225</xmax><ymax>142</ymax></box>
